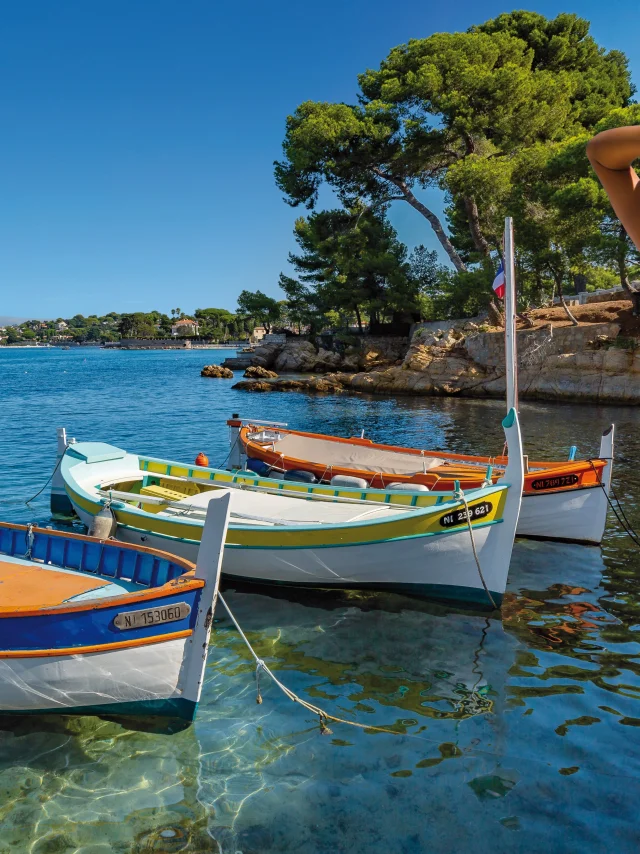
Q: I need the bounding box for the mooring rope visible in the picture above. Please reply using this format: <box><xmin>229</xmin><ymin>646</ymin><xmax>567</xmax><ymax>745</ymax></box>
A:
<box><xmin>587</xmin><ymin>459</ymin><xmax>640</xmax><ymax>547</ymax></box>
<box><xmin>218</xmin><ymin>593</ymin><xmax>403</xmax><ymax>736</ymax></box>
<box><xmin>452</xmin><ymin>486</ymin><xmax>497</xmax><ymax>609</ymax></box>
<box><xmin>216</xmin><ymin>430</ymin><xmax>242</xmax><ymax>470</ymax></box>
<box><xmin>25</xmin><ymin>454</ymin><xmax>63</xmax><ymax>507</ymax></box>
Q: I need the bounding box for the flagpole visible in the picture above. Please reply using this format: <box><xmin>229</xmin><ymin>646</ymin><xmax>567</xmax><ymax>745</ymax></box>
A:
<box><xmin>504</xmin><ymin>216</ymin><xmax>518</xmax><ymax>413</ymax></box>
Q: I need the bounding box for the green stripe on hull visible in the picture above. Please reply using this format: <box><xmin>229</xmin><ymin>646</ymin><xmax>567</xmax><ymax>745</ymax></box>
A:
<box><xmin>0</xmin><ymin>697</ymin><xmax>197</xmax><ymax>722</ymax></box>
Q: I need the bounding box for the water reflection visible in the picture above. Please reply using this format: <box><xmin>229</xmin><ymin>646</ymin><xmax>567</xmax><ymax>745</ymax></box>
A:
<box><xmin>2</xmin><ymin>349</ymin><xmax>640</xmax><ymax>851</ymax></box>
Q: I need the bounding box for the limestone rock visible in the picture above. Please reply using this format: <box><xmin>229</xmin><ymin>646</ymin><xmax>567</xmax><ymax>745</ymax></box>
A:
<box><xmin>220</xmin><ymin>356</ymin><xmax>253</xmax><ymax>370</ymax></box>
<box><xmin>201</xmin><ymin>364</ymin><xmax>234</xmax><ymax>378</ymax></box>
<box><xmin>243</xmin><ymin>365</ymin><xmax>278</xmax><ymax>379</ymax></box>
<box><xmin>274</xmin><ymin>340</ymin><xmax>318</xmax><ymax>372</ymax></box>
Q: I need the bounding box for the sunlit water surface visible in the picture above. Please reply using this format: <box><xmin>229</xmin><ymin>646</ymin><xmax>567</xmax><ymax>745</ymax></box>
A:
<box><xmin>1</xmin><ymin>347</ymin><xmax>639</xmax><ymax>853</ymax></box>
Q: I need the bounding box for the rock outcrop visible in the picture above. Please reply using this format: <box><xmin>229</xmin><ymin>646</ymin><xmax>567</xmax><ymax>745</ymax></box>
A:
<box><xmin>221</xmin><ymin>336</ymin><xmax>409</xmax><ymax>375</ymax></box>
<box><xmin>243</xmin><ymin>365</ymin><xmax>278</xmax><ymax>379</ymax></box>
<box><xmin>232</xmin><ymin>374</ymin><xmax>347</xmax><ymax>394</ymax></box>
<box><xmin>230</xmin><ymin>312</ymin><xmax>640</xmax><ymax>404</ymax></box>
<box><xmin>201</xmin><ymin>364</ymin><xmax>234</xmax><ymax>378</ymax></box>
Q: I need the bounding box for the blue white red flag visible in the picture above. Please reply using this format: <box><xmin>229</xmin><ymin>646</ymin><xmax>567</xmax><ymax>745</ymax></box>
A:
<box><xmin>492</xmin><ymin>260</ymin><xmax>505</xmax><ymax>300</ymax></box>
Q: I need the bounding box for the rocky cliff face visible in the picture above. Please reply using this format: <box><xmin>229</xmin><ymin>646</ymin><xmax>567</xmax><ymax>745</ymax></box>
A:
<box><xmin>222</xmin><ymin>336</ymin><xmax>408</xmax><ymax>374</ymax></box>
<box><xmin>232</xmin><ymin>321</ymin><xmax>640</xmax><ymax>405</ymax></box>
<box><xmin>346</xmin><ymin>321</ymin><xmax>640</xmax><ymax>404</ymax></box>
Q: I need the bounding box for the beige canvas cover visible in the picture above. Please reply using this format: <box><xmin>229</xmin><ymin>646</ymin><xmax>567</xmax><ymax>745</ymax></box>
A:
<box><xmin>269</xmin><ymin>433</ymin><xmax>445</xmax><ymax>476</ymax></box>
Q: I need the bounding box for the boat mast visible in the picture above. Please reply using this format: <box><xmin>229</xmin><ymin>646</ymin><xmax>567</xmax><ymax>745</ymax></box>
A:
<box><xmin>504</xmin><ymin>217</ymin><xmax>518</xmax><ymax>413</ymax></box>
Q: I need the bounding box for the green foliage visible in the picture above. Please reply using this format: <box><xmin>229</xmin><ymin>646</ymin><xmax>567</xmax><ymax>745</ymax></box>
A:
<box><xmin>118</xmin><ymin>313</ymin><xmax>158</xmax><ymax>339</ymax></box>
<box><xmin>236</xmin><ymin>290</ymin><xmax>282</xmax><ymax>333</ymax></box>
<box><xmin>275</xmin><ymin>11</ymin><xmax>635</xmax><ymax>317</ymax></box>
<box><xmin>282</xmin><ymin>207</ymin><xmax>424</xmax><ymax>331</ymax></box>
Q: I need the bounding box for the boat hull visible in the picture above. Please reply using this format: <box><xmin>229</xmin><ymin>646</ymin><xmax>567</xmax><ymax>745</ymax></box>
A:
<box><xmin>0</xmin><ymin>505</ymin><xmax>230</xmax><ymax>721</ymax></box>
<box><xmin>518</xmin><ymin>485</ymin><xmax>608</xmax><ymax>545</ymax></box>
<box><xmin>108</xmin><ymin>519</ymin><xmax>506</xmax><ymax>606</ymax></box>
<box><xmin>0</xmin><ymin>637</ymin><xmax>195</xmax><ymax>718</ymax></box>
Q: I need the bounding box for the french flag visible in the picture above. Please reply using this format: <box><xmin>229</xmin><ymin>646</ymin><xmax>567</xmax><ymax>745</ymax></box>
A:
<box><xmin>492</xmin><ymin>259</ymin><xmax>505</xmax><ymax>300</ymax></box>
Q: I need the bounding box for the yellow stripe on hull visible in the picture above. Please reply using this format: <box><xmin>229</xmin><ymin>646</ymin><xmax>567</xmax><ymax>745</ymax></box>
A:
<box><xmin>65</xmin><ymin>483</ymin><xmax>508</xmax><ymax>549</ymax></box>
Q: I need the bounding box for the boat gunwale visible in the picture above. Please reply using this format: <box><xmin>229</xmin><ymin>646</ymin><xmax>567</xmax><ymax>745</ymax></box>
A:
<box><xmin>64</xmin><ymin>460</ymin><xmax>510</xmax><ymax>535</ymax></box>
<box><xmin>240</xmin><ymin>425</ymin><xmax>607</xmax><ymax>491</ymax></box>
<box><xmin>0</xmin><ymin>522</ymin><xmax>203</xmax><ymax>618</ymax></box>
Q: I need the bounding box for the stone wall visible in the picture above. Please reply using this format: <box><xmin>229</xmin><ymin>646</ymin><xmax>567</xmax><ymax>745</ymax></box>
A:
<box><xmin>578</xmin><ymin>287</ymin><xmax>628</xmax><ymax>305</ymax></box>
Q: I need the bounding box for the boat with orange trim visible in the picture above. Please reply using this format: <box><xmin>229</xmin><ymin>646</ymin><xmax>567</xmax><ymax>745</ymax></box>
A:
<box><xmin>0</xmin><ymin>493</ymin><xmax>230</xmax><ymax>720</ymax></box>
<box><xmin>235</xmin><ymin>218</ymin><xmax>614</xmax><ymax>546</ymax></box>
<box><xmin>56</xmin><ymin>411</ymin><xmax>524</xmax><ymax>606</ymax></box>
<box><xmin>236</xmin><ymin>420</ymin><xmax>614</xmax><ymax>545</ymax></box>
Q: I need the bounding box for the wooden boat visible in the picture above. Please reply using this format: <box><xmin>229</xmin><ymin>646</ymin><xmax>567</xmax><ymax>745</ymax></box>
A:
<box><xmin>56</xmin><ymin>410</ymin><xmax>524</xmax><ymax>605</ymax></box>
<box><xmin>237</xmin><ymin>421</ymin><xmax>614</xmax><ymax>545</ymax></box>
<box><xmin>233</xmin><ymin>219</ymin><xmax>614</xmax><ymax>546</ymax></box>
<box><xmin>0</xmin><ymin>495</ymin><xmax>230</xmax><ymax>720</ymax></box>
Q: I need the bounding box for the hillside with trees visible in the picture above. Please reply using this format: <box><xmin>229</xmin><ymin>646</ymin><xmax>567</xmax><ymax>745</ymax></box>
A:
<box><xmin>0</xmin><ymin>309</ymin><xmax>256</xmax><ymax>345</ymax></box>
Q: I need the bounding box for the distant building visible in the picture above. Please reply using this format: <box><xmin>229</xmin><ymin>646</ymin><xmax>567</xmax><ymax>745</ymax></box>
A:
<box><xmin>251</xmin><ymin>326</ymin><xmax>266</xmax><ymax>343</ymax></box>
<box><xmin>171</xmin><ymin>318</ymin><xmax>199</xmax><ymax>337</ymax></box>
<box><xmin>56</xmin><ymin>321</ymin><xmax>68</xmax><ymax>331</ymax></box>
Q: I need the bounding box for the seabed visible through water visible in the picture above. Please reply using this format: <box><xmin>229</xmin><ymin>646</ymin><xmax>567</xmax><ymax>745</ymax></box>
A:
<box><xmin>1</xmin><ymin>347</ymin><xmax>639</xmax><ymax>853</ymax></box>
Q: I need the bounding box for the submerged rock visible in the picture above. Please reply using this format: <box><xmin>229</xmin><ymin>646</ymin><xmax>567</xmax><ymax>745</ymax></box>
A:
<box><xmin>233</xmin><ymin>375</ymin><xmax>348</xmax><ymax>394</ymax></box>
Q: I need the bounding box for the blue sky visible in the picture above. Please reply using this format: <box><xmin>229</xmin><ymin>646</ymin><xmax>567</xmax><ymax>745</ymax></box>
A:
<box><xmin>2</xmin><ymin>0</ymin><xmax>638</xmax><ymax>319</ymax></box>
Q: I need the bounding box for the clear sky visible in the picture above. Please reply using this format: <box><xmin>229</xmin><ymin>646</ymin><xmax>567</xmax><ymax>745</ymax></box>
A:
<box><xmin>1</xmin><ymin>0</ymin><xmax>638</xmax><ymax>319</ymax></box>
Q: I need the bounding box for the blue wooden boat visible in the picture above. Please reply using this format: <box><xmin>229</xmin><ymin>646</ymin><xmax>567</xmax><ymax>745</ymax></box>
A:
<box><xmin>0</xmin><ymin>494</ymin><xmax>230</xmax><ymax>721</ymax></box>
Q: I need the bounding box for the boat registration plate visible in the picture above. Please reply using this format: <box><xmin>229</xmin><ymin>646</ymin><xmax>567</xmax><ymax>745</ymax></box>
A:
<box><xmin>530</xmin><ymin>474</ymin><xmax>579</xmax><ymax>491</ymax></box>
<box><xmin>114</xmin><ymin>603</ymin><xmax>191</xmax><ymax>630</ymax></box>
<box><xmin>439</xmin><ymin>501</ymin><xmax>493</xmax><ymax>528</ymax></box>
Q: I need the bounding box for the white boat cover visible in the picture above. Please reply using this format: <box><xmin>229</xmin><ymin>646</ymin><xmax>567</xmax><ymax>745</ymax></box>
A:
<box><xmin>264</xmin><ymin>433</ymin><xmax>446</xmax><ymax>476</ymax></box>
<box><xmin>166</xmin><ymin>487</ymin><xmax>411</xmax><ymax>526</ymax></box>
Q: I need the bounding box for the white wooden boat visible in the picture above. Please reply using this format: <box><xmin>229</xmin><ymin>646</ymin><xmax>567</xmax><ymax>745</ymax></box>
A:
<box><xmin>56</xmin><ymin>411</ymin><xmax>525</xmax><ymax>606</ymax></box>
<box><xmin>0</xmin><ymin>496</ymin><xmax>230</xmax><ymax>720</ymax></box>
<box><xmin>231</xmin><ymin>220</ymin><xmax>614</xmax><ymax>545</ymax></box>
<box><xmin>235</xmin><ymin>421</ymin><xmax>614</xmax><ymax>545</ymax></box>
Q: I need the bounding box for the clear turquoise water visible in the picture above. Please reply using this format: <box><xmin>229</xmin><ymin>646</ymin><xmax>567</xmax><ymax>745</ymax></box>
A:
<box><xmin>1</xmin><ymin>347</ymin><xmax>640</xmax><ymax>853</ymax></box>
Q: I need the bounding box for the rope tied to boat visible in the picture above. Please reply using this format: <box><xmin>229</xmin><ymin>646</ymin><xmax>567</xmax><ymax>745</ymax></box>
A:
<box><xmin>24</xmin><ymin>523</ymin><xmax>35</xmax><ymax>559</ymax></box>
<box><xmin>218</xmin><ymin>593</ymin><xmax>407</xmax><ymax>737</ymax></box>
<box><xmin>25</xmin><ymin>454</ymin><xmax>63</xmax><ymax>507</ymax></box>
<box><xmin>587</xmin><ymin>459</ymin><xmax>640</xmax><ymax>547</ymax></box>
<box><xmin>452</xmin><ymin>483</ymin><xmax>497</xmax><ymax>610</ymax></box>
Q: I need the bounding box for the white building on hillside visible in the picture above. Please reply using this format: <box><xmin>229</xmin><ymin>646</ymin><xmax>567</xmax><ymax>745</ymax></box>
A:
<box><xmin>171</xmin><ymin>318</ymin><xmax>199</xmax><ymax>337</ymax></box>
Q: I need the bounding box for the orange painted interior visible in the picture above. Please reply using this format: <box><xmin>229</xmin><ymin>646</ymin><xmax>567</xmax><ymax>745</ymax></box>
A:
<box><xmin>0</xmin><ymin>523</ymin><xmax>204</xmax><ymax>618</ymax></box>
<box><xmin>0</xmin><ymin>560</ymin><xmax>112</xmax><ymax>607</ymax></box>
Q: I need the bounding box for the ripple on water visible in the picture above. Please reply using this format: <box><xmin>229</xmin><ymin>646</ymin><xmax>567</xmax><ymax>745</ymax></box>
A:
<box><xmin>1</xmin><ymin>348</ymin><xmax>640</xmax><ymax>852</ymax></box>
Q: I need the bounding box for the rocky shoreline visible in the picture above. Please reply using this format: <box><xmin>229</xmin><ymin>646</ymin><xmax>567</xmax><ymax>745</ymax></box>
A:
<box><xmin>219</xmin><ymin>301</ymin><xmax>640</xmax><ymax>405</ymax></box>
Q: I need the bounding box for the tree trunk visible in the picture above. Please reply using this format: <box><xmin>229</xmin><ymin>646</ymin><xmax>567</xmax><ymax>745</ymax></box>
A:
<box><xmin>617</xmin><ymin>225</ymin><xmax>640</xmax><ymax>315</ymax></box>
<box><xmin>371</xmin><ymin>169</ymin><xmax>467</xmax><ymax>272</ymax></box>
<box><xmin>554</xmin><ymin>273</ymin><xmax>579</xmax><ymax>326</ymax></box>
<box><xmin>354</xmin><ymin>305</ymin><xmax>363</xmax><ymax>333</ymax></box>
<box><xmin>487</xmin><ymin>300</ymin><xmax>504</xmax><ymax>328</ymax></box>
<box><xmin>401</xmin><ymin>186</ymin><xmax>467</xmax><ymax>272</ymax></box>
<box><xmin>463</xmin><ymin>196</ymin><xmax>492</xmax><ymax>258</ymax></box>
